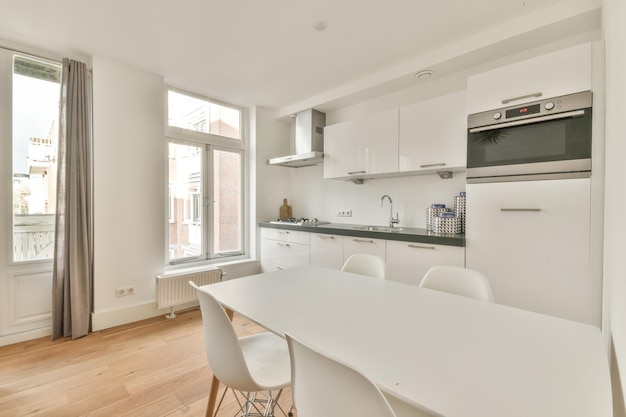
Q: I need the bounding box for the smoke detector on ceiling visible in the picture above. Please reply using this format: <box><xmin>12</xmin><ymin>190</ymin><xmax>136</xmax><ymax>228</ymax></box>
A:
<box><xmin>414</xmin><ymin>70</ymin><xmax>433</xmax><ymax>80</ymax></box>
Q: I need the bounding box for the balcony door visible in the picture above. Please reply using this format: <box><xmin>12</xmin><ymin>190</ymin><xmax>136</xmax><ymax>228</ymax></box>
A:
<box><xmin>0</xmin><ymin>49</ymin><xmax>61</xmax><ymax>343</ymax></box>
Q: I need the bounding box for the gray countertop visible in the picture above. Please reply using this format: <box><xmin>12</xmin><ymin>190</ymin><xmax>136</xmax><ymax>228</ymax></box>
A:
<box><xmin>259</xmin><ymin>221</ymin><xmax>465</xmax><ymax>247</ymax></box>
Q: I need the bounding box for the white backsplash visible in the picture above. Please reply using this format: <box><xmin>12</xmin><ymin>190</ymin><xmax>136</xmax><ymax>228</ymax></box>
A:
<box><xmin>285</xmin><ymin>165</ymin><xmax>466</xmax><ymax>228</ymax></box>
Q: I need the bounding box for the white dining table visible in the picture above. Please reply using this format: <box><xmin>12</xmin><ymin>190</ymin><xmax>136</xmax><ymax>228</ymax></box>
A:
<box><xmin>201</xmin><ymin>265</ymin><xmax>611</xmax><ymax>417</ymax></box>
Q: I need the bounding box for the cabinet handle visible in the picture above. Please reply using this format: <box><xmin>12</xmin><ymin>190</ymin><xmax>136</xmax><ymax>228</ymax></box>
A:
<box><xmin>277</xmin><ymin>242</ymin><xmax>291</xmax><ymax>247</ymax></box>
<box><xmin>408</xmin><ymin>244</ymin><xmax>435</xmax><ymax>250</ymax></box>
<box><xmin>501</xmin><ymin>91</ymin><xmax>542</xmax><ymax>104</ymax></box>
<box><xmin>353</xmin><ymin>238</ymin><xmax>374</xmax><ymax>243</ymax></box>
<box><xmin>317</xmin><ymin>235</ymin><xmax>335</xmax><ymax>239</ymax></box>
<box><xmin>347</xmin><ymin>170</ymin><xmax>366</xmax><ymax>175</ymax></box>
<box><xmin>419</xmin><ymin>163</ymin><xmax>446</xmax><ymax>168</ymax></box>
<box><xmin>278</xmin><ymin>231</ymin><xmax>290</xmax><ymax>234</ymax></box>
<box><xmin>500</xmin><ymin>208</ymin><xmax>542</xmax><ymax>212</ymax></box>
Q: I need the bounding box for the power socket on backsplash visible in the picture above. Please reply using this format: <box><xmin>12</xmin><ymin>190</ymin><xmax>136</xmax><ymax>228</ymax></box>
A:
<box><xmin>337</xmin><ymin>210</ymin><xmax>352</xmax><ymax>217</ymax></box>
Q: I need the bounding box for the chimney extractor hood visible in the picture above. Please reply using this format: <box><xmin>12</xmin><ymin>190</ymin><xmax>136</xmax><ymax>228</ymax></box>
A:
<box><xmin>268</xmin><ymin>109</ymin><xmax>326</xmax><ymax>167</ymax></box>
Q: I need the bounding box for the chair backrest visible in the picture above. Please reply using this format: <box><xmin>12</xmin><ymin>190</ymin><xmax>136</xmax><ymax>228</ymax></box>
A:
<box><xmin>419</xmin><ymin>266</ymin><xmax>494</xmax><ymax>302</ymax></box>
<box><xmin>341</xmin><ymin>253</ymin><xmax>386</xmax><ymax>279</ymax></box>
<box><xmin>189</xmin><ymin>281</ymin><xmax>259</xmax><ymax>392</ymax></box>
<box><xmin>286</xmin><ymin>333</ymin><xmax>396</xmax><ymax>417</ymax></box>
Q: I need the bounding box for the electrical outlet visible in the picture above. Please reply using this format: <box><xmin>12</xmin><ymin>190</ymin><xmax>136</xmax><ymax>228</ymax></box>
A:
<box><xmin>116</xmin><ymin>287</ymin><xmax>136</xmax><ymax>297</ymax></box>
<box><xmin>337</xmin><ymin>210</ymin><xmax>352</xmax><ymax>217</ymax></box>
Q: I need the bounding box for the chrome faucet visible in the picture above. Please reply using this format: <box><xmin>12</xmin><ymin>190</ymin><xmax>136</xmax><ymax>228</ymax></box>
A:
<box><xmin>380</xmin><ymin>194</ymin><xmax>400</xmax><ymax>228</ymax></box>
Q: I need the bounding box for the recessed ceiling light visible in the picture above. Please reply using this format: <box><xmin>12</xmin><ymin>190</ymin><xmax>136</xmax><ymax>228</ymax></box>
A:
<box><xmin>313</xmin><ymin>21</ymin><xmax>327</xmax><ymax>32</ymax></box>
<box><xmin>414</xmin><ymin>70</ymin><xmax>433</xmax><ymax>80</ymax></box>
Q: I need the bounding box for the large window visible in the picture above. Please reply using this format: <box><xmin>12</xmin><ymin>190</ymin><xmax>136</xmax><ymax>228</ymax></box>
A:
<box><xmin>166</xmin><ymin>89</ymin><xmax>244</xmax><ymax>265</ymax></box>
<box><xmin>12</xmin><ymin>55</ymin><xmax>61</xmax><ymax>262</ymax></box>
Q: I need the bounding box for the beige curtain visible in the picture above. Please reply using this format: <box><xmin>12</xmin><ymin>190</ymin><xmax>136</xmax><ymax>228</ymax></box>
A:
<box><xmin>52</xmin><ymin>58</ymin><xmax>93</xmax><ymax>340</ymax></box>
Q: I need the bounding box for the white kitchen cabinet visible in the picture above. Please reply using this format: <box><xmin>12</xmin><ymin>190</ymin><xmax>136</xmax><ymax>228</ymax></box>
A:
<box><xmin>467</xmin><ymin>43</ymin><xmax>592</xmax><ymax>114</ymax></box>
<box><xmin>324</xmin><ymin>109</ymin><xmax>399</xmax><ymax>180</ymax></box>
<box><xmin>465</xmin><ymin>179</ymin><xmax>593</xmax><ymax>324</ymax></box>
<box><xmin>343</xmin><ymin>236</ymin><xmax>386</xmax><ymax>263</ymax></box>
<box><xmin>310</xmin><ymin>233</ymin><xmax>344</xmax><ymax>269</ymax></box>
<box><xmin>260</xmin><ymin>228</ymin><xmax>310</xmax><ymax>272</ymax></box>
<box><xmin>386</xmin><ymin>240</ymin><xmax>465</xmax><ymax>285</ymax></box>
<box><xmin>399</xmin><ymin>90</ymin><xmax>467</xmax><ymax>173</ymax></box>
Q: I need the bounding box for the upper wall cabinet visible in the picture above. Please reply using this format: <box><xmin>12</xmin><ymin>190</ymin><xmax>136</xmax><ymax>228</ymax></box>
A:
<box><xmin>399</xmin><ymin>90</ymin><xmax>467</xmax><ymax>174</ymax></box>
<box><xmin>324</xmin><ymin>109</ymin><xmax>399</xmax><ymax>180</ymax></box>
<box><xmin>466</xmin><ymin>43</ymin><xmax>592</xmax><ymax>114</ymax></box>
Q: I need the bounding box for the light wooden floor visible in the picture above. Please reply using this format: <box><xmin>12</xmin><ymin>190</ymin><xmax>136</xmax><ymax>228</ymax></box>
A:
<box><xmin>0</xmin><ymin>309</ymin><xmax>294</xmax><ymax>417</ymax></box>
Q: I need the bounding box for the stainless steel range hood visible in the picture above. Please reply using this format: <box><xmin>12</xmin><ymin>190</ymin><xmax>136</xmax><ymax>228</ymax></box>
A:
<box><xmin>268</xmin><ymin>109</ymin><xmax>326</xmax><ymax>167</ymax></box>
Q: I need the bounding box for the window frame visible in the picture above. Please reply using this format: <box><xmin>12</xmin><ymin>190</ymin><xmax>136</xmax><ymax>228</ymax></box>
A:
<box><xmin>164</xmin><ymin>87</ymin><xmax>248</xmax><ymax>268</ymax></box>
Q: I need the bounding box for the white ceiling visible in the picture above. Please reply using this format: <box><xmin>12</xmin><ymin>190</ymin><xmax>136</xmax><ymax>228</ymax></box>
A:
<box><xmin>0</xmin><ymin>0</ymin><xmax>601</xmax><ymax>116</ymax></box>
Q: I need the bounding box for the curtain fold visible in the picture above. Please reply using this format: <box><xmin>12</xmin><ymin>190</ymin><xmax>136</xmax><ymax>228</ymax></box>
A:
<box><xmin>52</xmin><ymin>58</ymin><xmax>93</xmax><ymax>340</ymax></box>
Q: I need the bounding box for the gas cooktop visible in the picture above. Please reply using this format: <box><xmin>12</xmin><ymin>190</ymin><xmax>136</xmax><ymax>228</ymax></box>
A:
<box><xmin>269</xmin><ymin>218</ymin><xmax>330</xmax><ymax>225</ymax></box>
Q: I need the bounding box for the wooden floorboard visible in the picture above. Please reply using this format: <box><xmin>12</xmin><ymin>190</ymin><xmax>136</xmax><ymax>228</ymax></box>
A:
<box><xmin>0</xmin><ymin>309</ymin><xmax>294</xmax><ymax>417</ymax></box>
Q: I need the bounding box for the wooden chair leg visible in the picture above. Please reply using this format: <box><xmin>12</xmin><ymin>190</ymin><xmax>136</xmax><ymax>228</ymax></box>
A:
<box><xmin>206</xmin><ymin>307</ymin><xmax>233</xmax><ymax>417</ymax></box>
<box><xmin>206</xmin><ymin>375</ymin><xmax>220</xmax><ymax>417</ymax></box>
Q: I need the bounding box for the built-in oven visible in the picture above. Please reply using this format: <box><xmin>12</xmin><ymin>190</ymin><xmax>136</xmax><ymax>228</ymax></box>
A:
<box><xmin>466</xmin><ymin>90</ymin><xmax>592</xmax><ymax>183</ymax></box>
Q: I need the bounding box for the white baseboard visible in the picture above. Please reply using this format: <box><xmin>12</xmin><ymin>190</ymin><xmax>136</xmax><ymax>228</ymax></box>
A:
<box><xmin>91</xmin><ymin>300</ymin><xmax>199</xmax><ymax>331</ymax></box>
<box><xmin>0</xmin><ymin>327</ymin><xmax>52</xmax><ymax>347</ymax></box>
<box><xmin>0</xmin><ymin>302</ymin><xmax>200</xmax><ymax>346</ymax></box>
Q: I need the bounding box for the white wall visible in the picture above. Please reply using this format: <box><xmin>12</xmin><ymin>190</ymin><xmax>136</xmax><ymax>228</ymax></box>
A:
<box><xmin>88</xmin><ymin>65</ymin><xmax>267</xmax><ymax>330</ymax></box>
<box><xmin>254</xmin><ymin>106</ymin><xmax>292</xmax><ymax>223</ymax></box>
<box><xmin>602</xmin><ymin>0</ymin><xmax>626</xmax><ymax>414</ymax></box>
<box><xmin>91</xmin><ymin>57</ymin><xmax>166</xmax><ymax>328</ymax></box>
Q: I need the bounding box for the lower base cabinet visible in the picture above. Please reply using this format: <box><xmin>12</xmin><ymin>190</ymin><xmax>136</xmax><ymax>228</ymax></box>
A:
<box><xmin>260</xmin><ymin>229</ymin><xmax>310</xmax><ymax>271</ymax></box>
<box><xmin>343</xmin><ymin>236</ymin><xmax>386</xmax><ymax>262</ymax></box>
<box><xmin>310</xmin><ymin>233</ymin><xmax>344</xmax><ymax>269</ymax></box>
<box><xmin>261</xmin><ymin>227</ymin><xmax>465</xmax><ymax>282</ymax></box>
<box><xmin>385</xmin><ymin>240</ymin><xmax>465</xmax><ymax>285</ymax></box>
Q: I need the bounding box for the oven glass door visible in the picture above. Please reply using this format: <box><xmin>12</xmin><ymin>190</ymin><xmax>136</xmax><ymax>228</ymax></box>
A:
<box><xmin>467</xmin><ymin>109</ymin><xmax>592</xmax><ymax>169</ymax></box>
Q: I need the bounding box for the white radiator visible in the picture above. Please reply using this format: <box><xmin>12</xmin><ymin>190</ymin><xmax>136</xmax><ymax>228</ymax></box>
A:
<box><xmin>156</xmin><ymin>268</ymin><xmax>223</xmax><ymax>318</ymax></box>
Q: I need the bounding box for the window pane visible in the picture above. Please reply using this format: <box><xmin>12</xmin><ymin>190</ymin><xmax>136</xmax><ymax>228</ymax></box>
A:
<box><xmin>213</xmin><ymin>149</ymin><xmax>241</xmax><ymax>254</ymax></box>
<box><xmin>168</xmin><ymin>90</ymin><xmax>241</xmax><ymax>139</ymax></box>
<box><xmin>168</xmin><ymin>143</ymin><xmax>203</xmax><ymax>261</ymax></box>
<box><xmin>12</xmin><ymin>56</ymin><xmax>61</xmax><ymax>262</ymax></box>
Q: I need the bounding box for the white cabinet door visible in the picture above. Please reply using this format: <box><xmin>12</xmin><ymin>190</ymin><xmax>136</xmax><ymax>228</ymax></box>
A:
<box><xmin>324</xmin><ymin>109</ymin><xmax>399</xmax><ymax>179</ymax></box>
<box><xmin>261</xmin><ymin>229</ymin><xmax>310</xmax><ymax>271</ymax></box>
<box><xmin>310</xmin><ymin>233</ymin><xmax>344</xmax><ymax>270</ymax></box>
<box><xmin>386</xmin><ymin>240</ymin><xmax>465</xmax><ymax>285</ymax></box>
<box><xmin>467</xmin><ymin>43</ymin><xmax>592</xmax><ymax>114</ymax></box>
<box><xmin>465</xmin><ymin>179</ymin><xmax>592</xmax><ymax>324</ymax></box>
<box><xmin>399</xmin><ymin>90</ymin><xmax>466</xmax><ymax>173</ymax></box>
<box><xmin>343</xmin><ymin>236</ymin><xmax>386</xmax><ymax>262</ymax></box>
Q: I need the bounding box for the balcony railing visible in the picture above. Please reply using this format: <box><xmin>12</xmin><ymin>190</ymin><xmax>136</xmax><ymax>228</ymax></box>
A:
<box><xmin>13</xmin><ymin>214</ymin><xmax>55</xmax><ymax>262</ymax></box>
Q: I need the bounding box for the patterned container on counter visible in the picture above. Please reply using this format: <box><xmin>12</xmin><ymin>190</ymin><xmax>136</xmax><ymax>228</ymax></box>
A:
<box><xmin>454</xmin><ymin>191</ymin><xmax>466</xmax><ymax>233</ymax></box>
<box><xmin>426</xmin><ymin>204</ymin><xmax>452</xmax><ymax>231</ymax></box>
<box><xmin>432</xmin><ymin>212</ymin><xmax>462</xmax><ymax>234</ymax></box>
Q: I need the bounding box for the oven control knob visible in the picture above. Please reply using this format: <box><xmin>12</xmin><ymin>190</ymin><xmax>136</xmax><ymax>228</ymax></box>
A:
<box><xmin>493</xmin><ymin>112</ymin><xmax>502</xmax><ymax>120</ymax></box>
<box><xmin>545</xmin><ymin>102</ymin><xmax>555</xmax><ymax>111</ymax></box>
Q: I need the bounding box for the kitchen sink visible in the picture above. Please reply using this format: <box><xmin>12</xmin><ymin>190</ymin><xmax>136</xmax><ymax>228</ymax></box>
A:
<box><xmin>357</xmin><ymin>226</ymin><xmax>404</xmax><ymax>233</ymax></box>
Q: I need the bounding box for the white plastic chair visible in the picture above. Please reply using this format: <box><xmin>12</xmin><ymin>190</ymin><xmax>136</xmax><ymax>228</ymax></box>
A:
<box><xmin>341</xmin><ymin>253</ymin><xmax>386</xmax><ymax>279</ymax></box>
<box><xmin>286</xmin><ymin>333</ymin><xmax>396</xmax><ymax>417</ymax></box>
<box><xmin>190</xmin><ymin>281</ymin><xmax>291</xmax><ymax>417</ymax></box>
<box><xmin>419</xmin><ymin>265</ymin><xmax>495</xmax><ymax>302</ymax></box>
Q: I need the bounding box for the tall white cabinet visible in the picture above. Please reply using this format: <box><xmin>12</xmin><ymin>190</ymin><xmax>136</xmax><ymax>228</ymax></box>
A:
<box><xmin>465</xmin><ymin>179</ymin><xmax>593</xmax><ymax>324</ymax></box>
<box><xmin>466</xmin><ymin>43</ymin><xmax>592</xmax><ymax>114</ymax></box>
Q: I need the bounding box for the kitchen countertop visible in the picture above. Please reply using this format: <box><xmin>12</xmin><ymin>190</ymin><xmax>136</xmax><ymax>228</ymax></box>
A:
<box><xmin>259</xmin><ymin>221</ymin><xmax>465</xmax><ymax>247</ymax></box>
